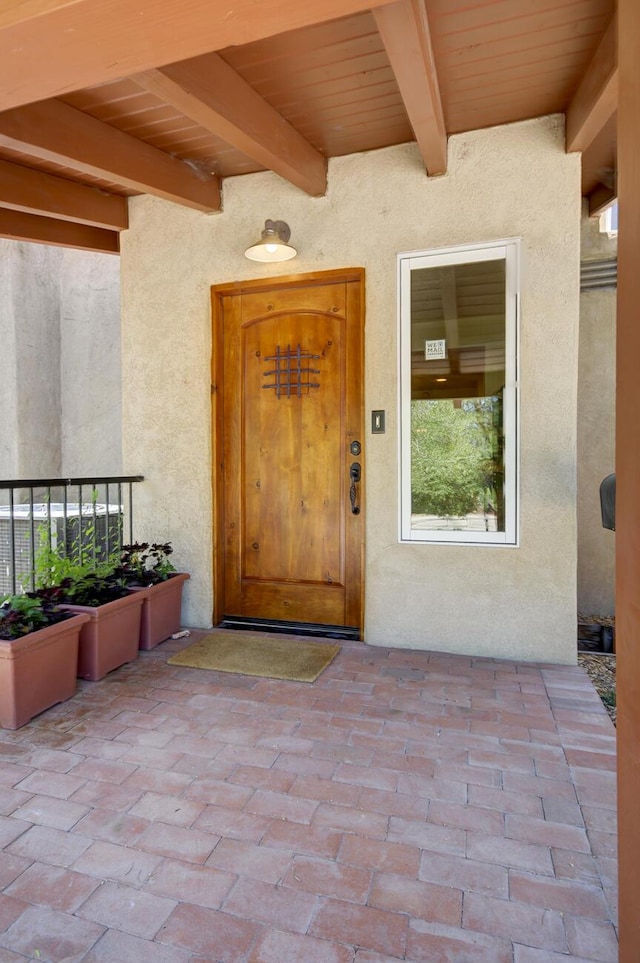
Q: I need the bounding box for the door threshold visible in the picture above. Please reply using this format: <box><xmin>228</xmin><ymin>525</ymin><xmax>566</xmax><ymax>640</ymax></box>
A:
<box><xmin>219</xmin><ymin>616</ymin><xmax>360</xmax><ymax>641</ymax></box>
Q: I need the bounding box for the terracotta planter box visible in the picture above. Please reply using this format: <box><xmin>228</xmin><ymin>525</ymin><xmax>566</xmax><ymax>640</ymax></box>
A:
<box><xmin>132</xmin><ymin>572</ymin><xmax>190</xmax><ymax>650</ymax></box>
<box><xmin>0</xmin><ymin>613</ymin><xmax>89</xmax><ymax>729</ymax></box>
<box><xmin>62</xmin><ymin>592</ymin><xmax>145</xmax><ymax>681</ymax></box>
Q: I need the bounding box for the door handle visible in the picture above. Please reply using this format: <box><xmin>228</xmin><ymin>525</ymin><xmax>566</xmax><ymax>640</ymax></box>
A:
<box><xmin>349</xmin><ymin>462</ymin><xmax>361</xmax><ymax>515</ymax></box>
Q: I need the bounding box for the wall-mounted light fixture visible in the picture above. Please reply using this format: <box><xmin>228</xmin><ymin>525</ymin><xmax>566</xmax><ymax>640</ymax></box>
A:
<box><xmin>244</xmin><ymin>219</ymin><xmax>297</xmax><ymax>262</ymax></box>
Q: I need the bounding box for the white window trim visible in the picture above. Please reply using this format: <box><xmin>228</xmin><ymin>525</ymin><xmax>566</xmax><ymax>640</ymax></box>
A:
<box><xmin>397</xmin><ymin>238</ymin><xmax>520</xmax><ymax>546</ymax></box>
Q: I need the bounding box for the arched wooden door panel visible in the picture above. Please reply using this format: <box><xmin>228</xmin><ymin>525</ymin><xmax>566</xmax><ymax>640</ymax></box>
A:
<box><xmin>212</xmin><ymin>269</ymin><xmax>364</xmax><ymax>637</ymax></box>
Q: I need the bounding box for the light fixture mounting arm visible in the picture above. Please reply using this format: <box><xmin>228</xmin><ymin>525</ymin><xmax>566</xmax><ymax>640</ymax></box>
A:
<box><xmin>264</xmin><ymin>220</ymin><xmax>291</xmax><ymax>243</ymax></box>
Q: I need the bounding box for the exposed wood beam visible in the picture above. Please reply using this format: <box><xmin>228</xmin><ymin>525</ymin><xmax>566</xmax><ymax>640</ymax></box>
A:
<box><xmin>616</xmin><ymin>0</ymin><xmax>640</xmax><ymax>958</ymax></box>
<box><xmin>135</xmin><ymin>56</ymin><xmax>327</xmax><ymax>197</ymax></box>
<box><xmin>566</xmin><ymin>13</ymin><xmax>618</xmax><ymax>153</ymax></box>
<box><xmin>0</xmin><ymin>158</ymin><xmax>128</xmax><ymax>229</ymax></box>
<box><xmin>0</xmin><ymin>100</ymin><xmax>220</xmax><ymax>213</ymax></box>
<box><xmin>373</xmin><ymin>0</ymin><xmax>447</xmax><ymax>176</ymax></box>
<box><xmin>0</xmin><ymin>0</ymin><xmax>394</xmax><ymax>112</ymax></box>
<box><xmin>588</xmin><ymin>184</ymin><xmax>617</xmax><ymax>218</ymax></box>
<box><xmin>0</xmin><ymin>209</ymin><xmax>119</xmax><ymax>253</ymax></box>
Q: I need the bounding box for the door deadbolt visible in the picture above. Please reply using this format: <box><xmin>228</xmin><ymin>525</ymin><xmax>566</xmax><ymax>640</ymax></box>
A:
<box><xmin>350</xmin><ymin>440</ymin><xmax>361</xmax><ymax>456</ymax></box>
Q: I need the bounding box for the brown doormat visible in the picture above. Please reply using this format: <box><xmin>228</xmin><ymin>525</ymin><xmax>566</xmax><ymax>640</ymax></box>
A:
<box><xmin>167</xmin><ymin>631</ymin><xmax>341</xmax><ymax>683</ymax></box>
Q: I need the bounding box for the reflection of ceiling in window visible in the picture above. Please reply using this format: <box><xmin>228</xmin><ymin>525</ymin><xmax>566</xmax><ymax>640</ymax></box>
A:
<box><xmin>410</xmin><ymin>261</ymin><xmax>506</xmax><ymax>327</ymax></box>
<box><xmin>411</xmin><ymin>345</ymin><xmax>505</xmax><ymax>375</ymax></box>
<box><xmin>411</xmin><ymin>344</ymin><xmax>505</xmax><ymax>401</ymax></box>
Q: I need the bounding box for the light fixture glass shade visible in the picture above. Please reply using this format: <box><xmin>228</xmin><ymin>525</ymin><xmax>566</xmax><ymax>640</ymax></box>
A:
<box><xmin>244</xmin><ymin>219</ymin><xmax>297</xmax><ymax>262</ymax></box>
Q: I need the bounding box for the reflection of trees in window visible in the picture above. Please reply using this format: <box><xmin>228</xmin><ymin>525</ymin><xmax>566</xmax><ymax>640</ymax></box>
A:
<box><xmin>411</xmin><ymin>395</ymin><xmax>504</xmax><ymax>527</ymax></box>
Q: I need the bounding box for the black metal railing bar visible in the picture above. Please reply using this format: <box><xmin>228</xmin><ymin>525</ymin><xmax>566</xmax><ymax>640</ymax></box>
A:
<box><xmin>0</xmin><ymin>475</ymin><xmax>144</xmax><ymax>596</ymax></box>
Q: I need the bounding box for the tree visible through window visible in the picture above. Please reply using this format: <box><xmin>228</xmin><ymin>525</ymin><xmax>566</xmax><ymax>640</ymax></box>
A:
<box><xmin>411</xmin><ymin>396</ymin><xmax>504</xmax><ymax>529</ymax></box>
<box><xmin>399</xmin><ymin>240</ymin><xmax>518</xmax><ymax>544</ymax></box>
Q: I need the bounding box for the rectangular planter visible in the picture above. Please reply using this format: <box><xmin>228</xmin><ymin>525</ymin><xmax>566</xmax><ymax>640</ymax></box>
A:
<box><xmin>62</xmin><ymin>591</ymin><xmax>145</xmax><ymax>681</ymax></box>
<box><xmin>0</xmin><ymin>613</ymin><xmax>89</xmax><ymax>729</ymax></box>
<box><xmin>133</xmin><ymin>572</ymin><xmax>190</xmax><ymax>650</ymax></box>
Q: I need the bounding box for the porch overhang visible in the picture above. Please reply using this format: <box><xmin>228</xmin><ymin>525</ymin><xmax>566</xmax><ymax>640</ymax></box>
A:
<box><xmin>0</xmin><ymin>0</ymin><xmax>617</xmax><ymax>251</ymax></box>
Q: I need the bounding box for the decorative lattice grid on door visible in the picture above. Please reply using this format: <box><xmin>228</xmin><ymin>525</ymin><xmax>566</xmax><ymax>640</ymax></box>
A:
<box><xmin>262</xmin><ymin>344</ymin><xmax>321</xmax><ymax>398</ymax></box>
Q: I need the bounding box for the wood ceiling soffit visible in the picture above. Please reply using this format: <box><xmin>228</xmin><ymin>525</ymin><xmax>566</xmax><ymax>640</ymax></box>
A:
<box><xmin>0</xmin><ymin>100</ymin><xmax>220</xmax><ymax>212</ymax></box>
<box><xmin>581</xmin><ymin>112</ymin><xmax>617</xmax><ymax>197</ymax></box>
<box><xmin>0</xmin><ymin>208</ymin><xmax>119</xmax><ymax>254</ymax></box>
<box><xmin>587</xmin><ymin>183</ymin><xmax>616</xmax><ymax>216</ymax></box>
<box><xmin>134</xmin><ymin>55</ymin><xmax>327</xmax><ymax>196</ymax></box>
<box><xmin>373</xmin><ymin>0</ymin><xmax>447</xmax><ymax>176</ymax></box>
<box><xmin>0</xmin><ymin>0</ymin><xmax>394</xmax><ymax>112</ymax></box>
<box><xmin>566</xmin><ymin>12</ymin><xmax>618</xmax><ymax>153</ymax></box>
<box><xmin>0</xmin><ymin>158</ymin><xmax>128</xmax><ymax>230</ymax></box>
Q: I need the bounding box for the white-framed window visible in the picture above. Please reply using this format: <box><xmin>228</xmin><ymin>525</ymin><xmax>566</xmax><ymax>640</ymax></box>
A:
<box><xmin>398</xmin><ymin>238</ymin><xmax>520</xmax><ymax>545</ymax></box>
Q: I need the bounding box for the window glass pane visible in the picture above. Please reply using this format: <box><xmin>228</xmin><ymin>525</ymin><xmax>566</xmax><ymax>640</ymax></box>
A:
<box><xmin>409</xmin><ymin>258</ymin><xmax>507</xmax><ymax>535</ymax></box>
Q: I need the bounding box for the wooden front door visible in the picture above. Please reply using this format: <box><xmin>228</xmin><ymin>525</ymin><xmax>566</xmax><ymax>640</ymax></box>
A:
<box><xmin>212</xmin><ymin>269</ymin><xmax>364</xmax><ymax>636</ymax></box>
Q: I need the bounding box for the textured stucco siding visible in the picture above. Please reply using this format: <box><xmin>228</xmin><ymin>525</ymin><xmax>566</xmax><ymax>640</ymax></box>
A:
<box><xmin>121</xmin><ymin>115</ymin><xmax>580</xmax><ymax>663</ymax></box>
<box><xmin>0</xmin><ymin>241</ymin><xmax>121</xmax><ymax>481</ymax></box>
<box><xmin>0</xmin><ymin>240</ymin><xmax>62</xmax><ymax>479</ymax></box>
<box><xmin>59</xmin><ymin>249</ymin><xmax>122</xmax><ymax>476</ymax></box>
<box><xmin>577</xmin><ymin>208</ymin><xmax>616</xmax><ymax>617</ymax></box>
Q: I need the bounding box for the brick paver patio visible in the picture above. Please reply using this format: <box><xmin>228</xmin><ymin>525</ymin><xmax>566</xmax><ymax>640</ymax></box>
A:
<box><xmin>0</xmin><ymin>631</ymin><xmax>618</xmax><ymax>961</ymax></box>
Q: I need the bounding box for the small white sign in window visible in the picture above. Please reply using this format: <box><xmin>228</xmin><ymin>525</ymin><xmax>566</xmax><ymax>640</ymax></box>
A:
<box><xmin>425</xmin><ymin>339</ymin><xmax>447</xmax><ymax>360</ymax></box>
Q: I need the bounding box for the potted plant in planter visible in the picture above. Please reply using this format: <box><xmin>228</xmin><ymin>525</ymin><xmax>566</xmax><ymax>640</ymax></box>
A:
<box><xmin>44</xmin><ymin>572</ymin><xmax>146</xmax><ymax>682</ymax></box>
<box><xmin>117</xmin><ymin>542</ymin><xmax>189</xmax><ymax>650</ymax></box>
<box><xmin>0</xmin><ymin>594</ymin><xmax>89</xmax><ymax>728</ymax></box>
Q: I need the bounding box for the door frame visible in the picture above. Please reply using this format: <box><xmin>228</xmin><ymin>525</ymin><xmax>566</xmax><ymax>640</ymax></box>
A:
<box><xmin>211</xmin><ymin>267</ymin><xmax>366</xmax><ymax>632</ymax></box>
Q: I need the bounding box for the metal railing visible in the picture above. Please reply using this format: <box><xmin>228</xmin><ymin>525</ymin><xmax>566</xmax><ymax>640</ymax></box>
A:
<box><xmin>0</xmin><ymin>475</ymin><xmax>144</xmax><ymax>596</ymax></box>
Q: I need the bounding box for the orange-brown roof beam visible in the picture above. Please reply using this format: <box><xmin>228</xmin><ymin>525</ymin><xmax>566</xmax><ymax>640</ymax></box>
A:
<box><xmin>374</xmin><ymin>0</ymin><xmax>447</xmax><ymax>176</ymax></box>
<box><xmin>135</xmin><ymin>54</ymin><xmax>327</xmax><ymax>197</ymax></box>
<box><xmin>566</xmin><ymin>12</ymin><xmax>618</xmax><ymax>154</ymax></box>
<box><xmin>0</xmin><ymin>209</ymin><xmax>119</xmax><ymax>254</ymax></box>
<box><xmin>0</xmin><ymin>158</ymin><xmax>128</xmax><ymax>230</ymax></box>
<box><xmin>0</xmin><ymin>100</ymin><xmax>220</xmax><ymax>213</ymax></box>
<box><xmin>0</xmin><ymin>0</ymin><xmax>397</xmax><ymax>113</ymax></box>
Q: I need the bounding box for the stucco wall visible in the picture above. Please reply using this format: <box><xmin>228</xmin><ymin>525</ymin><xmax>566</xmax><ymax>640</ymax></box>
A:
<box><xmin>0</xmin><ymin>240</ymin><xmax>62</xmax><ymax>479</ymax></box>
<box><xmin>0</xmin><ymin>240</ymin><xmax>121</xmax><ymax>481</ymax></box>
<box><xmin>121</xmin><ymin>115</ymin><xmax>581</xmax><ymax>663</ymax></box>
<box><xmin>59</xmin><ymin>249</ymin><xmax>122</xmax><ymax>476</ymax></box>
<box><xmin>0</xmin><ymin>246</ymin><xmax>19</xmax><ymax>478</ymax></box>
<box><xmin>578</xmin><ymin>208</ymin><xmax>616</xmax><ymax>616</ymax></box>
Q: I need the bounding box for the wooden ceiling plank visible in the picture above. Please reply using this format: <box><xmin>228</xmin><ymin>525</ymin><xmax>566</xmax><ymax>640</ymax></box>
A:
<box><xmin>220</xmin><ymin>12</ymin><xmax>377</xmax><ymax>71</ymax></box>
<box><xmin>587</xmin><ymin>184</ymin><xmax>616</xmax><ymax>216</ymax></box>
<box><xmin>428</xmin><ymin>0</ymin><xmax>610</xmax><ymax>35</ymax></box>
<box><xmin>446</xmin><ymin>69</ymin><xmax>582</xmax><ymax>105</ymax></box>
<box><xmin>443</xmin><ymin>41</ymin><xmax>594</xmax><ymax>86</ymax></box>
<box><xmin>441</xmin><ymin>23</ymin><xmax>606</xmax><ymax>67</ymax></box>
<box><xmin>567</xmin><ymin>13</ymin><xmax>618</xmax><ymax>152</ymax></box>
<box><xmin>222</xmin><ymin>28</ymin><xmax>382</xmax><ymax>80</ymax></box>
<box><xmin>0</xmin><ymin>100</ymin><xmax>220</xmax><ymax>212</ymax></box>
<box><xmin>0</xmin><ymin>0</ymin><xmax>394</xmax><ymax>112</ymax></box>
<box><xmin>374</xmin><ymin>0</ymin><xmax>447</xmax><ymax>176</ymax></box>
<box><xmin>225</xmin><ymin>47</ymin><xmax>391</xmax><ymax>93</ymax></box>
<box><xmin>0</xmin><ymin>157</ymin><xmax>128</xmax><ymax>229</ymax></box>
<box><xmin>134</xmin><ymin>54</ymin><xmax>327</xmax><ymax>196</ymax></box>
<box><xmin>0</xmin><ymin>208</ymin><xmax>119</xmax><ymax>254</ymax></box>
